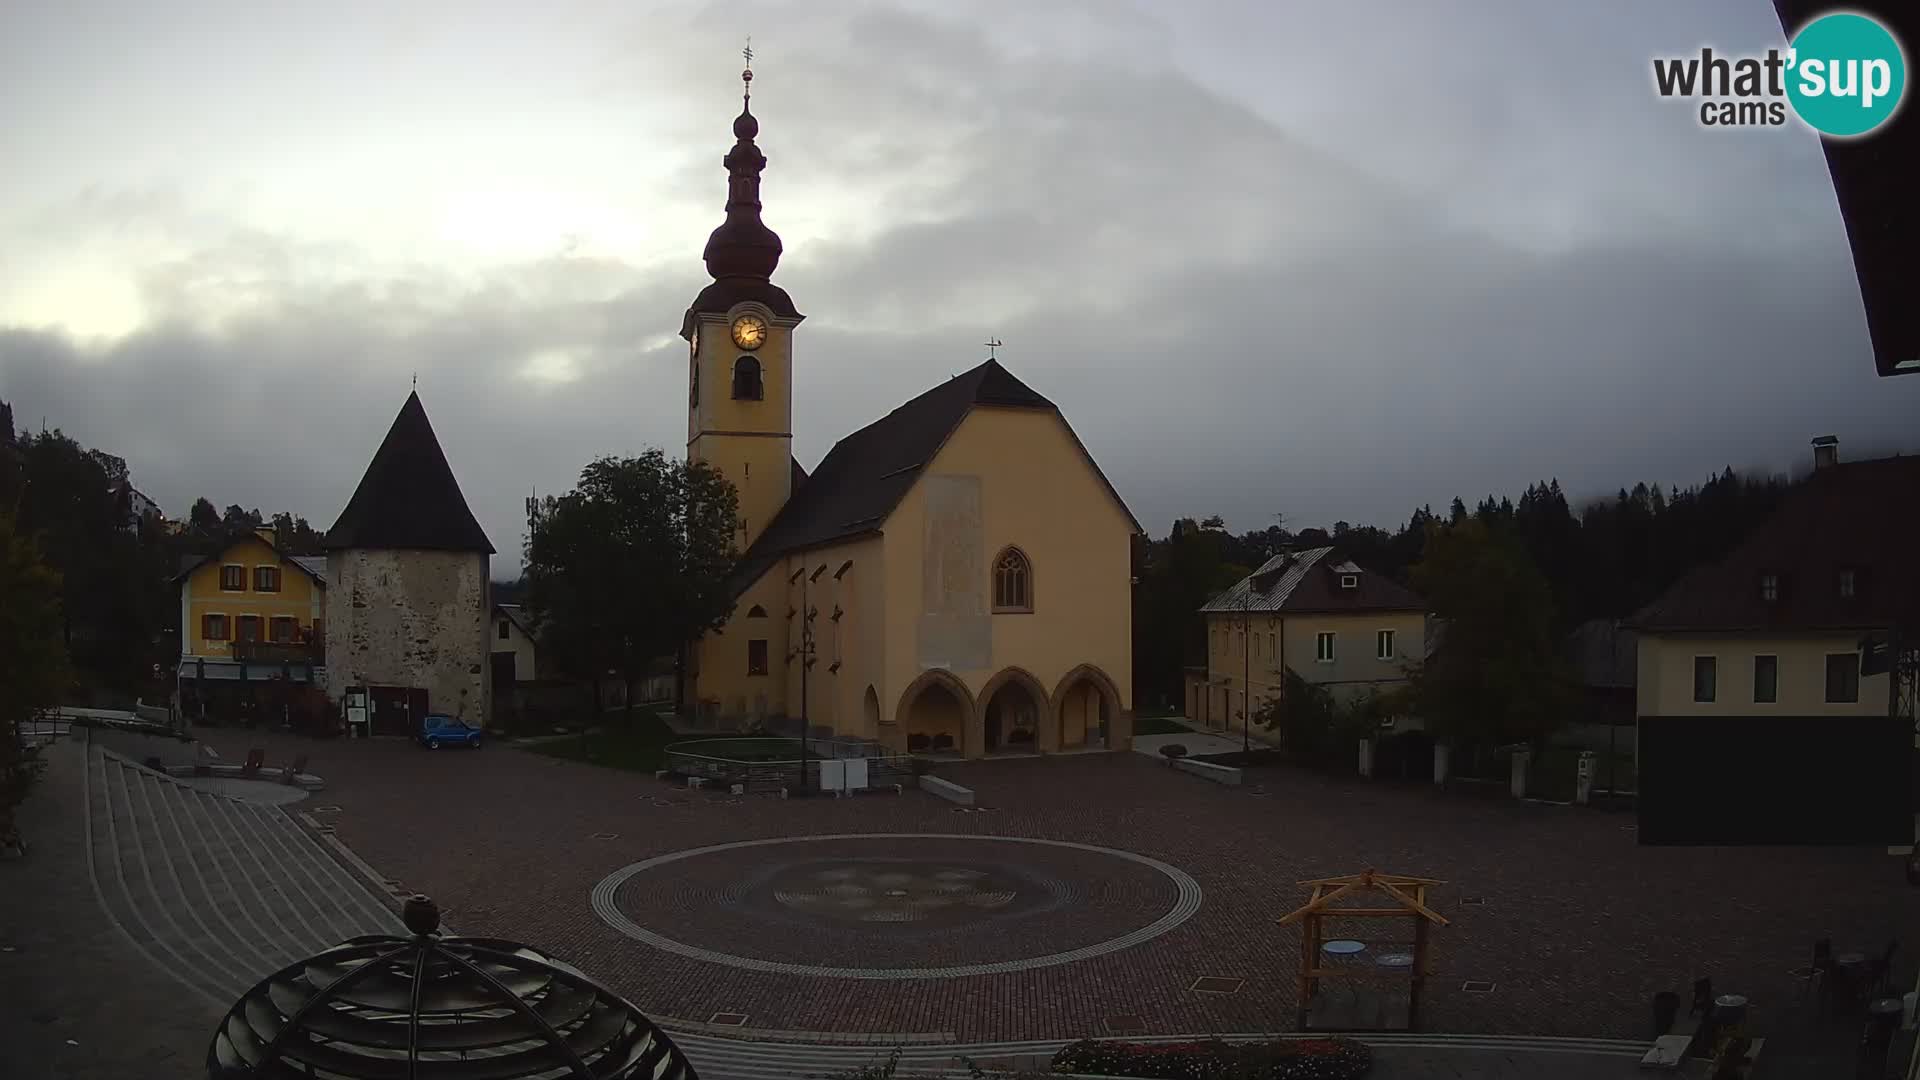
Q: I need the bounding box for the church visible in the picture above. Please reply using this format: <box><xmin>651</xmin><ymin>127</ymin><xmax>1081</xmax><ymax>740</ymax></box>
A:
<box><xmin>681</xmin><ymin>65</ymin><xmax>1139</xmax><ymax>758</ymax></box>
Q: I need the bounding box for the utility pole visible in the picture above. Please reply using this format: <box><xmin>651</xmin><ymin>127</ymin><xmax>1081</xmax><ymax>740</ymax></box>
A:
<box><xmin>788</xmin><ymin>565</ymin><xmax>818</xmax><ymax>794</ymax></box>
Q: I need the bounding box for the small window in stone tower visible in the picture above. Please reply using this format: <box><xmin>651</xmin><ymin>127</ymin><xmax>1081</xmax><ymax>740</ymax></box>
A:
<box><xmin>732</xmin><ymin>356</ymin><xmax>763</xmax><ymax>400</ymax></box>
<box><xmin>992</xmin><ymin>547</ymin><xmax>1032</xmax><ymax>612</ymax></box>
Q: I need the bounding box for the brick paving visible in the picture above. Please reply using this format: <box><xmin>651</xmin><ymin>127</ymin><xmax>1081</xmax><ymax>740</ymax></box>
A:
<box><xmin>203</xmin><ymin>729</ymin><xmax>1920</xmax><ymax>1047</ymax></box>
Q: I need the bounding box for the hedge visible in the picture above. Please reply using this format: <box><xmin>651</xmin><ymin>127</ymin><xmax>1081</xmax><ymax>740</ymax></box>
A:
<box><xmin>1050</xmin><ymin>1037</ymin><xmax>1372</xmax><ymax>1079</ymax></box>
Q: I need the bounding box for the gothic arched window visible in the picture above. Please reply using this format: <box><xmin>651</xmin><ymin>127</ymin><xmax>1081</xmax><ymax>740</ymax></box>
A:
<box><xmin>732</xmin><ymin>356</ymin><xmax>763</xmax><ymax>400</ymax></box>
<box><xmin>992</xmin><ymin>547</ymin><xmax>1033</xmax><ymax>613</ymax></box>
<box><xmin>746</xmin><ymin>604</ymin><xmax>767</xmax><ymax>618</ymax></box>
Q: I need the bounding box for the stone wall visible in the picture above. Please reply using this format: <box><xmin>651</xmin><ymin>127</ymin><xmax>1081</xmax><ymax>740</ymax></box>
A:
<box><xmin>325</xmin><ymin>549</ymin><xmax>491</xmax><ymax>726</ymax></box>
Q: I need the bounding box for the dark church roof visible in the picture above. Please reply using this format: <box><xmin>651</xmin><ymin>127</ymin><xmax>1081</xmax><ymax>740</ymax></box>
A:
<box><xmin>730</xmin><ymin>358</ymin><xmax>1139</xmax><ymax>594</ymax></box>
<box><xmin>324</xmin><ymin>392</ymin><xmax>495</xmax><ymax>554</ymax></box>
<box><xmin>1629</xmin><ymin>454</ymin><xmax>1920</xmax><ymax>633</ymax></box>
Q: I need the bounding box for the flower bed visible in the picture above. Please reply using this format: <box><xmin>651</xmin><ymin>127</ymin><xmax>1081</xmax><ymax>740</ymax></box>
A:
<box><xmin>1051</xmin><ymin>1037</ymin><xmax>1372</xmax><ymax>1079</ymax></box>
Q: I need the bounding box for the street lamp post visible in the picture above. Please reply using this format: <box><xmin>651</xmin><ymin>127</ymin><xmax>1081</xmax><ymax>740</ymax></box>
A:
<box><xmin>1242</xmin><ymin>586</ymin><xmax>1253</xmax><ymax>754</ymax></box>
<box><xmin>788</xmin><ymin>565</ymin><xmax>817</xmax><ymax>794</ymax></box>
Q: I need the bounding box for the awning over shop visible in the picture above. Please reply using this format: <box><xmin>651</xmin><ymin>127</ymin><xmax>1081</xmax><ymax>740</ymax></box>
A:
<box><xmin>177</xmin><ymin>658</ymin><xmax>326</xmax><ymax>685</ymax></box>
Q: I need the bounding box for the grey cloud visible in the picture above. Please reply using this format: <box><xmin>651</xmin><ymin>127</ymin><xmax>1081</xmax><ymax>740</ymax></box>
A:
<box><xmin>4</xmin><ymin>0</ymin><xmax>1917</xmax><ymax>573</ymax></box>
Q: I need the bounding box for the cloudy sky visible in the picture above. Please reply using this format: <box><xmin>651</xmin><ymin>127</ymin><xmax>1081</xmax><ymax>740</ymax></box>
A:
<box><xmin>3</xmin><ymin>0</ymin><xmax>1914</xmax><ymax>574</ymax></box>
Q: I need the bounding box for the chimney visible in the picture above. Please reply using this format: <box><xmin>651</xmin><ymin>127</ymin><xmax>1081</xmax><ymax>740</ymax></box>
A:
<box><xmin>1812</xmin><ymin>435</ymin><xmax>1839</xmax><ymax>471</ymax></box>
<box><xmin>254</xmin><ymin>526</ymin><xmax>276</xmax><ymax>546</ymax></box>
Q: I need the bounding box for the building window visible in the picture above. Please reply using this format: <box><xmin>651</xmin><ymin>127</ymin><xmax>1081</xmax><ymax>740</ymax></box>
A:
<box><xmin>1838</xmin><ymin>568</ymin><xmax>1857</xmax><ymax>598</ymax></box>
<box><xmin>498</xmin><ymin>619</ymin><xmax>510</xmax><ymax>640</ymax></box>
<box><xmin>732</xmin><ymin>356</ymin><xmax>763</xmax><ymax>400</ymax></box>
<box><xmin>747</xmin><ymin>639</ymin><xmax>769</xmax><ymax>676</ymax></box>
<box><xmin>1692</xmin><ymin>656</ymin><xmax>1717</xmax><ymax>703</ymax></box>
<box><xmin>236</xmin><ymin>615</ymin><xmax>262</xmax><ymax>643</ymax></box>
<box><xmin>1339</xmin><ymin>574</ymin><xmax>1358</xmax><ymax>589</ymax></box>
<box><xmin>1753</xmin><ymin>655</ymin><xmax>1777</xmax><ymax>704</ymax></box>
<box><xmin>202</xmin><ymin>613</ymin><xmax>230</xmax><ymax>642</ymax></box>
<box><xmin>992</xmin><ymin>547</ymin><xmax>1033</xmax><ymax>612</ymax></box>
<box><xmin>1826</xmin><ymin>653</ymin><xmax>1860</xmax><ymax>703</ymax></box>
<box><xmin>269</xmin><ymin>616</ymin><xmax>297</xmax><ymax>643</ymax></box>
<box><xmin>1315</xmin><ymin>631</ymin><xmax>1336</xmax><ymax>663</ymax></box>
<box><xmin>1376</xmin><ymin>629</ymin><xmax>1395</xmax><ymax>660</ymax></box>
<box><xmin>220</xmin><ymin>564</ymin><xmax>246</xmax><ymax>591</ymax></box>
<box><xmin>253</xmin><ymin>565</ymin><xmax>281</xmax><ymax>592</ymax></box>
<box><xmin>747</xmin><ymin>605</ymin><xmax>767</xmax><ymax>618</ymax></box>
<box><xmin>1759</xmin><ymin>573</ymin><xmax>1779</xmax><ymax>602</ymax></box>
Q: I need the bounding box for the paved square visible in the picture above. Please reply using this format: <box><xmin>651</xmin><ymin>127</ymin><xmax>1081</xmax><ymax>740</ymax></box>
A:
<box><xmin>203</xmin><ymin>730</ymin><xmax>1920</xmax><ymax>1046</ymax></box>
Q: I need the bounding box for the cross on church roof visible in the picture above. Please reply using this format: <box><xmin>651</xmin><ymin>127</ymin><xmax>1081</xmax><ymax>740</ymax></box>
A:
<box><xmin>984</xmin><ymin>337</ymin><xmax>1003</xmax><ymax>360</ymax></box>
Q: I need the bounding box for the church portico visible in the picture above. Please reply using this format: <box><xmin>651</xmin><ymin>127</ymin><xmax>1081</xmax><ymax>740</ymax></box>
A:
<box><xmin>979</xmin><ymin>666</ymin><xmax>1049</xmax><ymax>754</ymax></box>
<box><xmin>896</xmin><ymin>668</ymin><xmax>973</xmax><ymax>756</ymax></box>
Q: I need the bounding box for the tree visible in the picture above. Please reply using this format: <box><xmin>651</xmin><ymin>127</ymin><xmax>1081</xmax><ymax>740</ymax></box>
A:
<box><xmin>1408</xmin><ymin>518</ymin><xmax>1572</xmax><ymax>748</ymax></box>
<box><xmin>523</xmin><ymin>451</ymin><xmax>739</xmax><ymax>724</ymax></box>
<box><xmin>14</xmin><ymin>429</ymin><xmax>162</xmax><ymax>687</ymax></box>
<box><xmin>270</xmin><ymin>512</ymin><xmax>326</xmax><ymax>554</ymax></box>
<box><xmin>0</xmin><ymin>513</ymin><xmax>70</xmax><ymax>850</ymax></box>
<box><xmin>222</xmin><ymin>504</ymin><xmax>263</xmax><ymax>530</ymax></box>
<box><xmin>189</xmin><ymin>497</ymin><xmax>221</xmax><ymax>533</ymax></box>
<box><xmin>1253</xmin><ymin>671</ymin><xmax>1370</xmax><ymax>765</ymax></box>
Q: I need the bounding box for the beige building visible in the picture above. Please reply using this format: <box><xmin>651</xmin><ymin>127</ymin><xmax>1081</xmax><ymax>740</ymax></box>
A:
<box><xmin>677</xmin><ymin>72</ymin><xmax>1139</xmax><ymax>757</ymax></box>
<box><xmin>1628</xmin><ymin>437</ymin><xmax>1916</xmax><ymax>844</ymax></box>
<box><xmin>1187</xmin><ymin>548</ymin><xmax>1427</xmax><ymax>738</ymax></box>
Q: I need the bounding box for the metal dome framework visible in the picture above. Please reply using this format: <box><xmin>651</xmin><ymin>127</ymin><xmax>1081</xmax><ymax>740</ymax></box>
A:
<box><xmin>209</xmin><ymin>897</ymin><xmax>697</xmax><ymax>1080</ymax></box>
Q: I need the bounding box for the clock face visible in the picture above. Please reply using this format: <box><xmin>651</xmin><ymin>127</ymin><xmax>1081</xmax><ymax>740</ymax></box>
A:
<box><xmin>731</xmin><ymin>313</ymin><xmax>768</xmax><ymax>351</ymax></box>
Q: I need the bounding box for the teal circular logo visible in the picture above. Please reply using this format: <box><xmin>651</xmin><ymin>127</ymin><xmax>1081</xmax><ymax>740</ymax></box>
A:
<box><xmin>1787</xmin><ymin>12</ymin><xmax>1907</xmax><ymax>137</ymax></box>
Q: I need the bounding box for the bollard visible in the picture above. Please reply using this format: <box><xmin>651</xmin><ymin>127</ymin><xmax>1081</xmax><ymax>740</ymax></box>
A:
<box><xmin>1575</xmin><ymin>750</ymin><xmax>1596</xmax><ymax>805</ymax></box>
<box><xmin>1432</xmin><ymin>743</ymin><xmax>1450</xmax><ymax>785</ymax></box>
<box><xmin>1357</xmin><ymin>737</ymin><xmax>1374</xmax><ymax>778</ymax></box>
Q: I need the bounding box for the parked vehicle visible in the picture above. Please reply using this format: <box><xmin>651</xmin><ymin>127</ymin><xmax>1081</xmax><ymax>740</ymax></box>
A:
<box><xmin>418</xmin><ymin>714</ymin><xmax>484</xmax><ymax>750</ymax></box>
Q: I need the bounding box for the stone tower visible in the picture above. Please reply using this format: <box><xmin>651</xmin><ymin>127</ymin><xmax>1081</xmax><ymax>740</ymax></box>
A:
<box><xmin>323</xmin><ymin>391</ymin><xmax>495</xmax><ymax>730</ymax></box>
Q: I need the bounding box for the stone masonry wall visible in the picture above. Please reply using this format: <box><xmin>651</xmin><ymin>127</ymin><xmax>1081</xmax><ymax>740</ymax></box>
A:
<box><xmin>325</xmin><ymin>549</ymin><xmax>491</xmax><ymax>726</ymax></box>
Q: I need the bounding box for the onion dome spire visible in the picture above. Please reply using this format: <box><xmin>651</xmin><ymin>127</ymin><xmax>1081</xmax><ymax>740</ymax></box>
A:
<box><xmin>702</xmin><ymin>40</ymin><xmax>783</xmax><ymax>282</ymax></box>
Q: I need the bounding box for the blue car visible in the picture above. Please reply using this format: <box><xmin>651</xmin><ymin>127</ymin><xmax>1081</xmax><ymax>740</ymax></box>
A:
<box><xmin>419</xmin><ymin>714</ymin><xmax>484</xmax><ymax>749</ymax></box>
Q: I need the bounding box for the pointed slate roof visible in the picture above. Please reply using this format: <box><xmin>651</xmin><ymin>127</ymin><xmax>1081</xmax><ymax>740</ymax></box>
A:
<box><xmin>324</xmin><ymin>392</ymin><xmax>495</xmax><ymax>554</ymax></box>
<box><xmin>729</xmin><ymin>358</ymin><xmax>1138</xmax><ymax>594</ymax></box>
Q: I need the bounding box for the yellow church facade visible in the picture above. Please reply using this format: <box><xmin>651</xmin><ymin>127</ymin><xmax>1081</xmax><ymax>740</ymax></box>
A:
<box><xmin>679</xmin><ymin>67</ymin><xmax>1137</xmax><ymax>758</ymax></box>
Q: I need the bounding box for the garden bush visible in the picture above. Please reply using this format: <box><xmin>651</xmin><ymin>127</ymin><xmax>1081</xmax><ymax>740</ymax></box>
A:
<box><xmin>1051</xmin><ymin>1037</ymin><xmax>1372</xmax><ymax>1079</ymax></box>
<box><xmin>1159</xmin><ymin>743</ymin><xmax>1188</xmax><ymax>762</ymax></box>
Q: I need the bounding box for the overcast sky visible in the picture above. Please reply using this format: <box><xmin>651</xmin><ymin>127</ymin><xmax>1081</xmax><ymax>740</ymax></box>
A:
<box><xmin>3</xmin><ymin>0</ymin><xmax>1915</xmax><ymax>574</ymax></box>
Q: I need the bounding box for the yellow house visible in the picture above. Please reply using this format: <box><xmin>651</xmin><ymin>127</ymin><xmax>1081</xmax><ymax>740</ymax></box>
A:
<box><xmin>174</xmin><ymin>528</ymin><xmax>328</xmax><ymax>699</ymax></box>
<box><xmin>1628</xmin><ymin>437</ymin><xmax>1917</xmax><ymax>844</ymax></box>
<box><xmin>678</xmin><ymin>72</ymin><xmax>1139</xmax><ymax>758</ymax></box>
<box><xmin>1188</xmin><ymin>548</ymin><xmax>1427</xmax><ymax>739</ymax></box>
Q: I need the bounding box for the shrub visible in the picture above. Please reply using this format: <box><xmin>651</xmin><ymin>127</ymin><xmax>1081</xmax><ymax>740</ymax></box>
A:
<box><xmin>1051</xmin><ymin>1037</ymin><xmax>1373</xmax><ymax>1080</ymax></box>
<box><xmin>1159</xmin><ymin>743</ymin><xmax>1188</xmax><ymax>762</ymax></box>
<box><xmin>908</xmin><ymin>757</ymin><xmax>933</xmax><ymax>777</ymax></box>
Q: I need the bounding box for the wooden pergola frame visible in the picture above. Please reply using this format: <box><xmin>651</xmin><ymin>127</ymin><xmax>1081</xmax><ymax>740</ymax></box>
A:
<box><xmin>1275</xmin><ymin>868</ymin><xmax>1451</xmax><ymax>1030</ymax></box>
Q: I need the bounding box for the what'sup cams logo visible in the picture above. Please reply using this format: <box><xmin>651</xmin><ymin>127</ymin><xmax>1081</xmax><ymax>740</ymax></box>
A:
<box><xmin>1653</xmin><ymin>10</ymin><xmax>1907</xmax><ymax>137</ymax></box>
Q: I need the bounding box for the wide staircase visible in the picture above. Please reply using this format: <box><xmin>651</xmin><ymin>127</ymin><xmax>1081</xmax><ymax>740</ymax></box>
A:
<box><xmin>83</xmin><ymin>745</ymin><xmax>399</xmax><ymax>1009</ymax></box>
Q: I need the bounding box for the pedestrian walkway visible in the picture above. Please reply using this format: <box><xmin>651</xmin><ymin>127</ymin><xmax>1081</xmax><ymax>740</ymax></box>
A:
<box><xmin>84</xmin><ymin>743</ymin><xmax>400</xmax><ymax>1010</ymax></box>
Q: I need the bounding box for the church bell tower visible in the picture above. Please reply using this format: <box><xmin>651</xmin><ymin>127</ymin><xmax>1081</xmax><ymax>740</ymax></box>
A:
<box><xmin>683</xmin><ymin>51</ymin><xmax>804</xmax><ymax>551</ymax></box>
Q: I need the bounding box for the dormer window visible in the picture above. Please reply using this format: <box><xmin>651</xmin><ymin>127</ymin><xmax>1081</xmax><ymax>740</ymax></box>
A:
<box><xmin>1339</xmin><ymin>574</ymin><xmax>1358</xmax><ymax>590</ymax></box>
<box><xmin>1838</xmin><ymin>568</ymin><xmax>1857</xmax><ymax>599</ymax></box>
<box><xmin>1759</xmin><ymin>573</ymin><xmax>1779</xmax><ymax>602</ymax></box>
<box><xmin>732</xmin><ymin>356</ymin><xmax>763</xmax><ymax>400</ymax></box>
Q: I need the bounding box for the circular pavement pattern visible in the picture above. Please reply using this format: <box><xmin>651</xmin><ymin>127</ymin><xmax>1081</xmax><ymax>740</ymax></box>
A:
<box><xmin>591</xmin><ymin>833</ymin><xmax>1204</xmax><ymax>979</ymax></box>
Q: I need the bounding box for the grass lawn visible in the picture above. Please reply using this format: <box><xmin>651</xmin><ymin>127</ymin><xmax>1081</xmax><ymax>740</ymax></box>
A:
<box><xmin>526</xmin><ymin>710</ymin><xmax>759</xmax><ymax>773</ymax></box>
<box><xmin>1133</xmin><ymin>714</ymin><xmax>1193</xmax><ymax>736</ymax></box>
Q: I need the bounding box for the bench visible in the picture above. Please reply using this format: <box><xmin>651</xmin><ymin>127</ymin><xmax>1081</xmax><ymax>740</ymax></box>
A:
<box><xmin>919</xmin><ymin>775</ymin><xmax>975</xmax><ymax>806</ymax></box>
<box><xmin>1173</xmin><ymin>758</ymin><xmax>1243</xmax><ymax>786</ymax></box>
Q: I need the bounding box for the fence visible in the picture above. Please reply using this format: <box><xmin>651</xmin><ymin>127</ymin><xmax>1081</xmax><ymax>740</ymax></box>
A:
<box><xmin>663</xmin><ymin>737</ymin><xmax>915</xmax><ymax>794</ymax></box>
